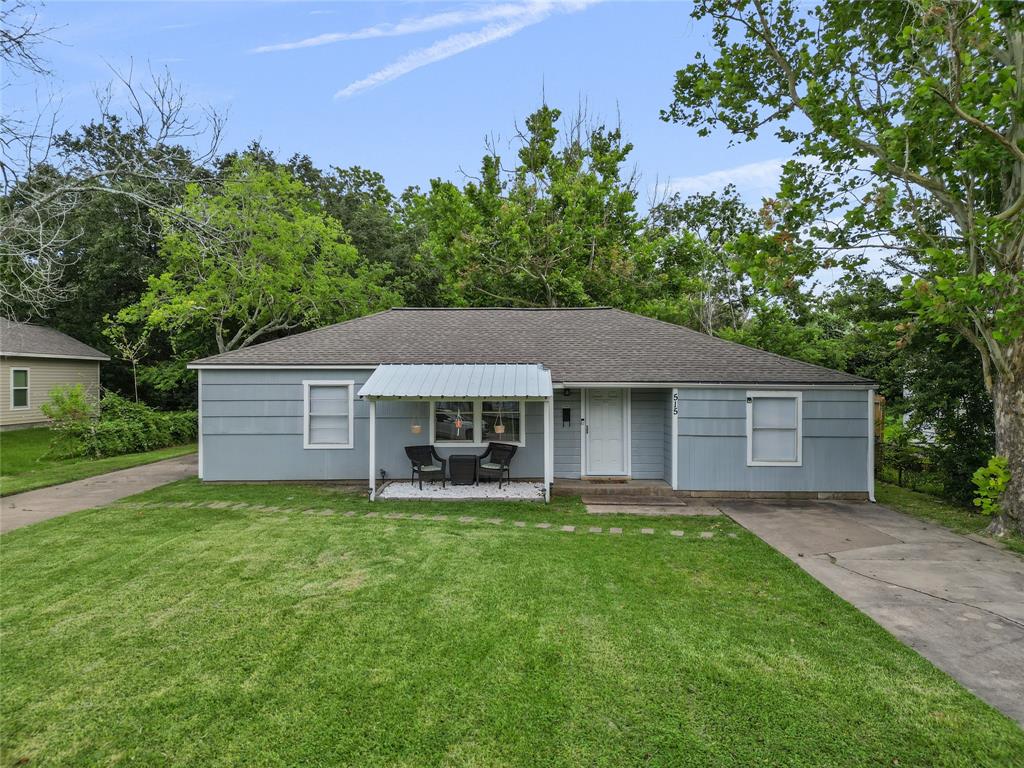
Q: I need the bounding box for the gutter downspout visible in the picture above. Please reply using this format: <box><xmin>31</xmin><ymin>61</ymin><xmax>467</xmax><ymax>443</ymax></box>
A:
<box><xmin>867</xmin><ymin>388</ymin><xmax>876</xmax><ymax>502</ymax></box>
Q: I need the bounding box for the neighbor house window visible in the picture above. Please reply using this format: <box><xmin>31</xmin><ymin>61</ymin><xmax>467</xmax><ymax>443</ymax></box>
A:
<box><xmin>746</xmin><ymin>391</ymin><xmax>802</xmax><ymax>466</ymax></box>
<box><xmin>303</xmin><ymin>380</ymin><xmax>354</xmax><ymax>449</ymax></box>
<box><xmin>10</xmin><ymin>368</ymin><xmax>28</xmax><ymax>409</ymax></box>
<box><xmin>431</xmin><ymin>400</ymin><xmax>526</xmax><ymax>446</ymax></box>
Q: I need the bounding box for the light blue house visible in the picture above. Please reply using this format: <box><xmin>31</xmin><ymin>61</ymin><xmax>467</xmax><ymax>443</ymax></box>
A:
<box><xmin>188</xmin><ymin>308</ymin><xmax>876</xmax><ymax>502</ymax></box>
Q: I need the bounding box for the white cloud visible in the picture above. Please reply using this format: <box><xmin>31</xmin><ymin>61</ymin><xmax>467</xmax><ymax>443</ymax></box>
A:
<box><xmin>334</xmin><ymin>2</ymin><xmax>593</xmax><ymax>99</ymax></box>
<box><xmin>663</xmin><ymin>158</ymin><xmax>785</xmax><ymax>201</ymax></box>
<box><xmin>253</xmin><ymin>3</ymin><xmax>546</xmax><ymax>53</ymax></box>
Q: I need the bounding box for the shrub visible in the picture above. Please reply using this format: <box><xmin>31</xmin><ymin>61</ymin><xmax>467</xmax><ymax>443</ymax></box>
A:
<box><xmin>47</xmin><ymin>390</ymin><xmax>197</xmax><ymax>460</ymax></box>
<box><xmin>972</xmin><ymin>456</ymin><xmax>1010</xmax><ymax>517</ymax></box>
<box><xmin>40</xmin><ymin>384</ymin><xmax>97</xmax><ymax>425</ymax></box>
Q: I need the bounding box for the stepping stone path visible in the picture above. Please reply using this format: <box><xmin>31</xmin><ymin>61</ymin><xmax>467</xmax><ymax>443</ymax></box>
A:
<box><xmin>141</xmin><ymin>498</ymin><xmax>745</xmax><ymax>544</ymax></box>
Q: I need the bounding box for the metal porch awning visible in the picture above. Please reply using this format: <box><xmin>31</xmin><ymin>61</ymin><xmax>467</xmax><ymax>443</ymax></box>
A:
<box><xmin>358</xmin><ymin>363</ymin><xmax>553</xmax><ymax>399</ymax></box>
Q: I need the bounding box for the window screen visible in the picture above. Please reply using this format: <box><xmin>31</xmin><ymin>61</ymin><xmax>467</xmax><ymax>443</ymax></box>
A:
<box><xmin>307</xmin><ymin>384</ymin><xmax>350</xmax><ymax>446</ymax></box>
<box><xmin>749</xmin><ymin>394</ymin><xmax>800</xmax><ymax>464</ymax></box>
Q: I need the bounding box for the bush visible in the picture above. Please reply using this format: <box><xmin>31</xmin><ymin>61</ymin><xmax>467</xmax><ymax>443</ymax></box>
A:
<box><xmin>47</xmin><ymin>390</ymin><xmax>197</xmax><ymax>460</ymax></box>
<box><xmin>972</xmin><ymin>456</ymin><xmax>1010</xmax><ymax>517</ymax></box>
<box><xmin>40</xmin><ymin>384</ymin><xmax>97</xmax><ymax>425</ymax></box>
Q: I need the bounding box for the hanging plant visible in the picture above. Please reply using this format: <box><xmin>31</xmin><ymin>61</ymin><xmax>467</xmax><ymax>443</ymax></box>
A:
<box><xmin>494</xmin><ymin>402</ymin><xmax>505</xmax><ymax>434</ymax></box>
<box><xmin>454</xmin><ymin>406</ymin><xmax>463</xmax><ymax>435</ymax></box>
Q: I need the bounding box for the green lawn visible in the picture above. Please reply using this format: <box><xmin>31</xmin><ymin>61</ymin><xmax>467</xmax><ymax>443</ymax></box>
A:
<box><xmin>877</xmin><ymin>482</ymin><xmax>1024</xmax><ymax>556</ymax></box>
<box><xmin>0</xmin><ymin>427</ymin><xmax>196</xmax><ymax>496</ymax></box>
<box><xmin>2</xmin><ymin>482</ymin><xmax>1021</xmax><ymax>767</ymax></box>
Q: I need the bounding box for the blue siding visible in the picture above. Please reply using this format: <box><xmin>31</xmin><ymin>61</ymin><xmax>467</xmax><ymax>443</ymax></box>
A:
<box><xmin>553</xmin><ymin>389</ymin><xmax>581</xmax><ymax>479</ymax></box>
<box><xmin>630</xmin><ymin>389</ymin><xmax>668</xmax><ymax>480</ymax></box>
<box><xmin>675</xmin><ymin>388</ymin><xmax>868</xmax><ymax>492</ymax></box>
<box><xmin>201</xmin><ymin>368</ymin><xmax>547</xmax><ymax>482</ymax></box>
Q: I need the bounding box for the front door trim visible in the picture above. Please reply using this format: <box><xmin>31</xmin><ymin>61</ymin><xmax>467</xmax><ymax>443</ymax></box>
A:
<box><xmin>581</xmin><ymin>388</ymin><xmax>630</xmax><ymax>477</ymax></box>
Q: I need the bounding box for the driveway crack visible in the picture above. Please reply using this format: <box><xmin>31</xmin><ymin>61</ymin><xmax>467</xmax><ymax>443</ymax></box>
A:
<box><xmin>823</xmin><ymin>554</ymin><xmax>1024</xmax><ymax>630</ymax></box>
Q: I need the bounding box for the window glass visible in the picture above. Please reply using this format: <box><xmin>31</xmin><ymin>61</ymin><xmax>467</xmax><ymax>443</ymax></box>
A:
<box><xmin>434</xmin><ymin>401</ymin><xmax>474</xmax><ymax>442</ymax></box>
<box><xmin>11</xmin><ymin>370</ymin><xmax>28</xmax><ymax>408</ymax></box>
<box><xmin>481</xmin><ymin>401</ymin><xmax>521</xmax><ymax>443</ymax></box>
<box><xmin>307</xmin><ymin>385</ymin><xmax>350</xmax><ymax>445</ymax></box>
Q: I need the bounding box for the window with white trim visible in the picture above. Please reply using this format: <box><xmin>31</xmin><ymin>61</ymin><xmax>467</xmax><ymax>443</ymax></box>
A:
<box><xmin>303</xmin><ymin>380</ymin><xmax>354</xmax><ymax>449</ymax></box>
<box><xmin>431</xmin><ymin>400</ymin><xmax>525</xmax><ymax>447</ymax></box>
<box><xmin>746</xmin><ymin>391</ymin><xmax>802</xmax><ymax>466</ymax></box>
<box><xmin>11</xmin><ymin>368</ymin><xmax>29</xmax><ymax>409</ymax></box>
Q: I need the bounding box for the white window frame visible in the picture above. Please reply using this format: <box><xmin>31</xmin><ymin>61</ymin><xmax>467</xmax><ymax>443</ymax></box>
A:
<box><xmin>746</xmin><ymin>390</ymin><xmax>803</xmax><ymax>467</ymax></box>
<box><xmin>10</xmin><ymin>367</ymin><xmax>29</xmax><ymax>410</ymax></box>
<box><xmin>429</xmin><ymin>399</ymin><xmax>527</xmax><ymax>448</ymax></box>
<box><xmin>303</xmin><ymin>380</ymin><xmax>354</xmax><ymax>450</ymax></box>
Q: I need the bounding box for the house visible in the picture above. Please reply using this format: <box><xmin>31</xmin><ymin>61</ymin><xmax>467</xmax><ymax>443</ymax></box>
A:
<box><xmin>187</xmin><ymin>308</ymin><xmax>876</xmax><ymax>502</ymax></box>
<box><xmin>0</xmin><ymin>318</ymin><xmax>109</xmax><ymax>430</ymax></box>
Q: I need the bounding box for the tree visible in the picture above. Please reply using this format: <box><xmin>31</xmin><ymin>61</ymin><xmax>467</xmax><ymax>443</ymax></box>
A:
<box><xmin>123</xmin><ymin>156</ymin><xmax>400</xmax><ymax>354</ymax></box>
<box><xmin>663</xmin><ymin>0</ymin><xmax>1024</xmax><ymax>535</ymax></box>
<box><xmin>642</xmin><ymin>185</ymin><xmax>757</xmax><ymax>333</ymax></box>
<box><xmin>1</xmin><ymin>61</ymin><xmax>223</xmax><ymax>319</ymax></box>
<box><xmin>413</xmin><ymin>104</ymin><xmax>652</xmax><ymax>308</ymax></box>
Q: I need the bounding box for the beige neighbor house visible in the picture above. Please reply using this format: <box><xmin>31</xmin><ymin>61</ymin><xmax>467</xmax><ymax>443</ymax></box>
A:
<box><xmin>0</xmin><ymin>318</ymin><xmax>109</xmax><ymax>430</ymax></box>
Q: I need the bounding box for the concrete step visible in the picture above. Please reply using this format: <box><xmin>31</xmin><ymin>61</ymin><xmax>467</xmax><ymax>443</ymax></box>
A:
<box><xmin>581</xmin><ymin>495</ymin><xmax>687</xmax><ymax>507</ymax></box>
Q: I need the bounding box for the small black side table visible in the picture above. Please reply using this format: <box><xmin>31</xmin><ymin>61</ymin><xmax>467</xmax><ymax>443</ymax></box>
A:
<box><xmin>448</xmin><ymin>454</ymin><xmax>478</xmax><ymax>486</ymax></box>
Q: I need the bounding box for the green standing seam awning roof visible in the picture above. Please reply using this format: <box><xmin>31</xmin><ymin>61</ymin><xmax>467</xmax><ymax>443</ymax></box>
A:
<box><xmin>358</xmin><ymin>363</ymin><xmax>553</xmax><ymax>399</ymax></box>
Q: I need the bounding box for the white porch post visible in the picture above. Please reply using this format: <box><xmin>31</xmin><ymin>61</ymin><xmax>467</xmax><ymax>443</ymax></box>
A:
<box><xmin>671</xmin><ymin>388</ymin><xmax>678</xmax><ymax>491</ymax></box>
<box><xmin>543</xmin><ymin>396</ymin><xmax>553</xmax><ymax>502</ymax></box>
<box><xmin>368</xmin><ymin>398</ymin><xmax>377</xmax><ymax>501</ymax></box>
<box><xmin>867</xmin><ymin>388</ymin><xmax>876</xmax><ymax>502</ymax></box>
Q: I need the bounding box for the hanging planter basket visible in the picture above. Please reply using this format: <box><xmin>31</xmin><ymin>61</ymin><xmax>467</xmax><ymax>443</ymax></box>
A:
<box><xmin>494</xmin><ymin>403</ymin><xmax>505</xmax><ymax>434</ymax></box>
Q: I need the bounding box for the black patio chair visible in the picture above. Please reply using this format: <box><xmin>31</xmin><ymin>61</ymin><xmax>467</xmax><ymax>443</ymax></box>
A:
<box><xmin>478</xmin><ymin>442</ymin><xmax>517</xmax><ymax>488</ymax></box>
<box><xmin>405</xmin><ymin>445</ymin><xmax>447</xmax><ymax>490</ymax></box>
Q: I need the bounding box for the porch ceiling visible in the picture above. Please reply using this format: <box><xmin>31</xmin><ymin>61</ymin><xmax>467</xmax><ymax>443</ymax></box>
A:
<box><xmin>358</xmin><ymin>363</ymin><xmax>553</xmax><ymax>400</ymax></box>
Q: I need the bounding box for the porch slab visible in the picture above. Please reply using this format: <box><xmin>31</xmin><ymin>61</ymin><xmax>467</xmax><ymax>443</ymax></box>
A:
<box><xmin>377</xmin><ymin>481</ymin><xmax>545</xmax><ymax>501</ymax></box>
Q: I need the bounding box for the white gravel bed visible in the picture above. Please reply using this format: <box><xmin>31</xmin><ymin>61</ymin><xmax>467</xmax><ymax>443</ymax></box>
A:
<box><xmin>378</xmin><ymin>481</ymin><xmax>545</xmax><ymax>501</ymax></box>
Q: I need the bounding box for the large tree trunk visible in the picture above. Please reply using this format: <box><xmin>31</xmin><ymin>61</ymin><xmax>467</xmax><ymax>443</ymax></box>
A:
<box><xmin>988</xmin><ymin>357</ymin><xmax>1024</xmax><ymax>537</ymax></box>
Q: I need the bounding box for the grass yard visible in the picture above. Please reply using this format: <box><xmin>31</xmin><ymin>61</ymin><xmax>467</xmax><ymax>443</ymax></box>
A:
<box><xmin>0</xmin><ymin>427</ymin><xmax>196</xmax><ymax>496</ymax></box>
<box><xmin>877</xmin><ymin>482</ymin><xmax>1024</xmax><ymax>556</ymax></box>
<box><xmin>2</xmin><ymin>481</ymin><xmax>1022</xmax><ymax>767</ymax></box>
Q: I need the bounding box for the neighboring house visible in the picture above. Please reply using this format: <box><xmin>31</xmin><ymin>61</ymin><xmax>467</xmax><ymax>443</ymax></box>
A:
<box><xmin>188</xmin><ymin>308</ymin><xmax>876</xmax><ymax>502</ymax></box>
<box><xmin>0</xmin><ymin>319</ymin><xmax>109</xmax><ymax>430</ymax></box>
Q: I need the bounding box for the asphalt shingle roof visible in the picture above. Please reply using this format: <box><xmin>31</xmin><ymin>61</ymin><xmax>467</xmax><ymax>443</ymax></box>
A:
<box><xmin>189</xmin><ymin>308</ymin><xmax>871</xmax><ymax>385</ymax></box>
<box><xmin>0</xmin><ymin>318</ymin><xmax>109</xmax><ymax>361</ymax></box>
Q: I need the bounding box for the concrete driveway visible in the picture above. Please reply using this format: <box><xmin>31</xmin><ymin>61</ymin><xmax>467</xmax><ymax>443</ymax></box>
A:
<box><xmin>0</xmin><ymin>454</ymin><xmax>197</xmax><ymax>534</ymax></box>
<box><xmin>721</xmin><ymin>499</ymin><xmax>1024</xmax><ymax>725</ymax></box>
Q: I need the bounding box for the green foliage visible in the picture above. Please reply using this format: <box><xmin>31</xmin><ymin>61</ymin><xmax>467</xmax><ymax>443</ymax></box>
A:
<box><xmin>972</xmin><ymin>456</ymin><xmax>1010</xmax><ymax>517</ymax></box>
<box><xmin>412</xmin><ymin>105</ymin><xmax>653</xmax><ymax>308</ymax></box>
<box><xmin>48</xmin><ymin>391</ymin><xmax>197</xmax><ymax>460</ymax></box>
<box><xmin>39</xmin><ymin>384</ymin><xmax>97</xmax><ymax>425</ymax></box>
<box><xmin>122</xmin><ymin>155</ymin><xmax>401</xmax><ymax>354</ymax></box>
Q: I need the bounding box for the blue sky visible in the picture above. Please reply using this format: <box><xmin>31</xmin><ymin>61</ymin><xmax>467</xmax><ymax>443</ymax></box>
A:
<box><xmin>9</xmin><ymin>1</ymin><xmax>792</xmax><ymax>205</ymax></box>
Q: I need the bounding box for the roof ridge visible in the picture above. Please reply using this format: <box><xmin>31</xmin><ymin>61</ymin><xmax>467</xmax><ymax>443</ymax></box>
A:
<box><xmin>390</xmin><ymin>306</ymin><xmax>611</xmax><ymax>311</ymax></box>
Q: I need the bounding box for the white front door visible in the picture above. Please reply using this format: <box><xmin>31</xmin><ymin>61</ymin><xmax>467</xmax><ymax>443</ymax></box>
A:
<box><xmin>585</xmin><ymin>389</ymin><xmax>628</xmax><ymax>476</ymax></box>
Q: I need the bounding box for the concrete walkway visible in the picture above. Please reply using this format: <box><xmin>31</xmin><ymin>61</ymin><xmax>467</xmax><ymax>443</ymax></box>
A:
<box><xmin>0</xmin><ymin>454</ymin><xmax>197</xmax><ymax>533</ymax></box>
<box><xmin>721</xmin><ymin>499</ymin><xmax>1024</xmax><ymax>725</ymax></box>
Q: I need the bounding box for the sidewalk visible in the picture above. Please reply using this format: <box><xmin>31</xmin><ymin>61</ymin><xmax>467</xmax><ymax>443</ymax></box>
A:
<box><xmin>0</xmin><ymin>454</ymin><xmax>197</xmax><ymax>533</ymax></box>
